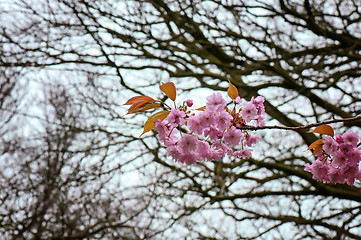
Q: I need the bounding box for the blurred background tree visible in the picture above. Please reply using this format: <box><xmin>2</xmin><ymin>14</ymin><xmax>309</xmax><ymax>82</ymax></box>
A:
<box><xmin>0</xmin><ymin>0</ymin><xmax>361</xmax><ymax>239</ymax></box>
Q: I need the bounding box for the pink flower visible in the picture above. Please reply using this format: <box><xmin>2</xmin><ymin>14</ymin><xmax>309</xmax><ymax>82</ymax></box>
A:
<box><xmin>234</xmin><ymin>96</ymin><xmax>242</xmax><ymax>104</ymax></box>
<box><xmin>332</xmin><ymin>151</ymin><xmax>347</xmax><ymax>167</ymax></box>
<box><xmin>308</xmin><ymin>134</ymin><xmax>361</xmax><ymax>185</ymax></box>
<box><xmin>177</xmin><ymin>134</ymin><xmax>199</xmax><ymax>153</ymax></box>
<box><xmin>199</xmin><ymin>110</ymin><xmax>215</xmax><ymax>127</ymax></box>
<box><xmin>206</xmin><ymin>93</ymin><xmax>227</xmax><ymax>111</ymax></box>
<box><xmin>178</xmin><ymin>152</ymin><xmax>198</xmax><ymax>165</ymax></box>
<box><xmin>341</xmin><ymin>163</ymin><xmax>358</xmax><ymax>185</ymax></box>
<box><xmin>322</xmin><ymin>136</ymin><xmax>337</xmax><ymax>155</ymax></box>
<box><xmin>212</xmin><ymin>142</ymin><xmax>232</xmax><ymax>156</ymax></box>
<box><xmin>215</xmin><ymin>110</ymin><xmax>232</xmax><ymax>131</ymax></box>
<box><xmin>305</xmin><ymin>160</ymin><xmax>330</xmax><ymax>183</ymax></box>
<box><xmin>251</xmin><ymin>96</ymin><xmax>265</xmax><ymax>115</ymax></box>
<box><xmin>315</xmin><ymin>151</ymin><xmax>328</xmax><ymax>162</ymax></box>
<box><xmin>163</xmin><ymin>135</ymin><xmax>179</xmax><ymax>147</ymax></box>
<box><xmin>154</xmin><ymin>119</ymin><xmax>179</xmax><ymax>146</ymax></box>
<box><xmin>240</xmin><ymin>102</ymin><xmax>257</xmax><ymax>122</ymax></box>
<box><xmin>185</xmin><ymin>99</ymin><xmax>193</xmax><ymax>107</ymax></box>
<box><xmin>348</xmin><ymin>149</ymin><xmax>361</xmax><ymax>165</ymax></box>
<box><xmin>251</xmin><ymin>96</ymin><xmax>265</xmax><ymax>105</ymax></box>
<box><xmin>187</xmin><ymin>115</ymin><xmax>203</xmax><ymax>135</ymax></box>
<box><xmin>329</xmin><ymin>167</ymin><xmax>345</xmax><ymax>184</ymax></box>
<box><xmin>166</xmin><ymin>145</ymin><xmax>181</xmax><ymax>161</ymax></box>
<box><xmin>166</xmin><ymin>135</ymin><xmax>202</xmax><ymax>164</ymax></box>
<box><xmin>154</xmin><ymin>119</ymin><xmax>169</xmax><ymax>142</ymax></box>
<box><xmin>342</xmin><ymin>131</ymin><xmax>359</xmax><ymax>147</ymax></box>
<box><xmin>166</xmin><ymin>109</ymin><xmax>186</xmax><ymax>127</ymax></box>
<box><xmin>204</xmin><ymin>126</ymin><xmax>223</xmax><ymax>141</ymax></box>
<box><xmin>208</xmin><ymin>148</ymin><xmax>225</xmax><ymax>161</ymax></box>
<box><xmin>335</xmin><ymin>134</ymin><xmax>343</xmax><ymax>143</ymax></box>
<box><xmin>243</xmin><ymin>134</ymin><xmax>259</xmax><ymax>147</ymax></box>
<box><xmin>198</xmin><ymin>140</ymin><xmax>212</xmax><ymax>159</ymax></box>
<box><xmin>339</xmin><ymin>143</ymin><xmax>353</xmax><ymax>155</ymax></box>
<box><xmin>255</xmin><ymin>115</ymin><xmax>265</xmax><ymax>127</ymax></box>
<box><xmin>233</xmin><ymin>149</ymin><xmax>252</xmax><ymax>159</ymax></box>
<box><xmin>304</xmin><ymin>163</ymin><xmax>312</xmax><ymax>172</ymax></box>
<box><xmin>223</xmin><ymin>126</ymin><xmax>243</xmax><ymax>146</ymax></box>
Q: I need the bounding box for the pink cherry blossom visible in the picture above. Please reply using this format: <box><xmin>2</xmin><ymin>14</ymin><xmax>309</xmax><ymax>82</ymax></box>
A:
<box><xmin>335</xmin><ymin>134</ymin><xmax>343</xmax><ymax>143</ymax></box>
<box><xmin>240</xmin><ymin>102</ymin><xmax>257</xmax><ymax>122</ymax></box>
<box><xmin>251</xmin><ymin>96</ymin><xmax>265</xmax><ymax>115</ymax></box>
<box><xmin>198</xmin><ymin>140</ymin><xmax>212</xmax><ymax>159</ymax></box>
<box><xmin>212</xmin><ymin>142</ymin><xmax>232</xmax><ymax>156</ymax></box>
<box><xmin>154</xmin><ymin>119</ymin><xmax>169</xmax><ymax>142</ymax></box>
<box><xmin>152</xmin><ymin>93</ymin><xmax>267</xmax><ymax>165</ymax></box>
<box><xmin>342</xmin><ymin>131</ymin><xmax>359</xmax><ymax>147</ymax></box>
<box><xmin>234</xmin><ymin>96</ymin><xmax>242</xmax><ymax>104</ymax></box>
<box><xmin>255</xmin><ymin>115</ymin><xmax>265</xmax><ymax>127</ymax></box>
<box><xmin>215</xmin><ymin>110</ymin><xmax>232</xmax><ymax>131</ymax></box>
<box><xmin>166</xmin><ymin>145</ymin><xmax>181</xmax><ymax>161</ymax></box>
<box><xmin>149</xmin><ymin>90</ymin><xmax>361</xmax><ymax>186</ymax></box>
<box><xmin>177</xmin><ymin>134</ymin><xmax>199</xmax><ymax>153</ymax></box>
<box><xmin>233</xmin><ymin>149</ymin><xmax>252</xmax><ymax>159</ymax></box>
<box><xmin>166</xmin><ymin>109</ymin><xmax>186</xmax><ymax>127</ymax></box>
<box><xmin>187</xmin><ymin>115</ymin><xmax>203</xmax><ymax>135</ymax></box>
<box><xmin>322</xmin><ymin>136</ymin><xmax>337</xmax><ymax>155</ymax></box>
<box><xmin>223</xmin><ymin>126</ymin><xmax>243</xmax><ymax>147</ymax></box>
<box><xmin>178</xmin><ymin>152</ymin><xmax>198</xmax><ymax>165</ymax></box>
<box><xmin>185</xmin><ymin>99</ymin><xmax>193</xmax><ymax>107</ymax></box>
<box><xmin>341</xmin><ymin>163</ymin><xmax>358</xmax><ymax>185</ymax></box>
<box><xmin>305</xmin><ymin>160</ymin><xmax>330</xmax><ymax>183</ymax></box>
<box><xmin>339</xmin><ymin>143</ymin><xmax>353</xmax><ymax>155</ymax></box>
<box><xmin>332</xmin><ymin>151</ymin><xmax>346</xmax><ymax>167</ymax></box>
<box><xmin>208</xmin><ymin>148</ymin><xmax>225</xmax><ymax>161</ymax></box>
<box><xmin>163</xmin><ymin>135</ymin><xmax>179</xmax><ymax>147</ymax></box>
<box><xmin>204</xmin><ymin>126</ymin><xmax>223</xmax><ymax>141</ymax></box>
<box><xmin>348</xmin><ymin>149</ymin><xmax>361</xmax><ymax>165</ymax></box>
<box><xmin>243</xmin><ymin>135</ymin><xmax>259</xmax><ymax>147</ymax></box>
<box><xmin>314</xmin><ymin>151</ymin><xmax>328</xmax><ymax>162</ymax></box>
<box><xmin>206</xmin><ymin>93</ymin><xmax>227</xmax><ymax>111</ymax></box>
<box><xmin>199</xmin><ymin>110</ymin><xmax>216</xmax><ymax>127</ymax></box>
<box><xmin>306</xmin><ymin>130</ymin><xmax>361</xmax><ymax>185</ymax></box>
<box><xmin>328</xmin><ymin>167</ymin><xmax>345</xmax><ymax>184</ymax></box>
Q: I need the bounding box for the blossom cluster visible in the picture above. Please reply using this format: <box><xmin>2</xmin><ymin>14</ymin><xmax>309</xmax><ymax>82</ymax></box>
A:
<box><xmin>305</xmin><ymin>131</ymin><xmax>361</xmax><ymax>185</ymax></box>
<box><xmin>154</xmin><ymin>93</ymin><xmax>265</xmax><ymax>164</ymax></box>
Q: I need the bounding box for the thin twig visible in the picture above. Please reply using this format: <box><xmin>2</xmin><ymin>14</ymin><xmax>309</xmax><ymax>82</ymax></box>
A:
<box><xmin>240</xmin><ymin>116</ymin><xmax>361</xmax><ymax>131</ymax></box>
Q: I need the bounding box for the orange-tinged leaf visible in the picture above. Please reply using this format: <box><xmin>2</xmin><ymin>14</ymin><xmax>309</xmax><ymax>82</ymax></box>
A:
<box><xmin>140</xmin><ymin>110</ymin><xmax>170</xmax><ymax>136</ymax></box>
<box><xmin>196</xmin><ymin>106</ymin><xmax>206</xmax><ymax>111</ymax></box>
<box><xmin>312</xmin><ymin>145</ymin><xmax>323</xmax><ymax>155</ymax></box>
<box><xmin>124</xmin><ymin>96</ymin><xmax>154</xmax><ymax>105</ymax></box>
<box><xmin>128</xmin><ymin>100</ymin><xmax>152</xmax><ymax>112</ymax></box>
<box><xmin>308</xmin><ymin>124</ymin><xmax>334</xmax><ymax>137</ymax></box>
<box><xmin>127</xmin><ymin>102</ymin><xmax>161</xmax><ymax>114</ymax></box>
<box><xmin>307</xmin><ymin>139</ymin><xmax>324</xmax><ymax>151</ymax></box>
<box><xmin>159</xmin><ymin>82</ymin><xmax>176</xmax><ymax>101</ymax></box>
<box><xmin>227</xmin><ymin>79</ymin><xmax>238</xmax><ymax>100</ymax></box>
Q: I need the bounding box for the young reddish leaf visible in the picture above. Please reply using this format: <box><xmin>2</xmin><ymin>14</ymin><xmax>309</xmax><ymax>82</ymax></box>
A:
<box><xmin>308</xmin><ymin>124</ymin><xmax>334</xmax><ymax>137</ymax></box>
<box><xmin>140</xmin><ymin>110</ymin><xmax>170</xmax><ymax>136</ymax></box>
<box><xmin>124</xmin><ymin>96</ymin><xmax>154</xmax><ymax>105</ymax></box>
<box><xmin>159</xmin><ymin>82</ymin><xmax>176</xmax><ymax>101</ymax></box>
<box><xmin>127</xmin><ymin>99</ymin><xmax>152</xmax><ymax>112</ymax></box>
<box><xmin>307</xmin><ymin>139</ymin><xmax>324</xmax><ymax>151</ymax></box>
<box><xmin>312</xmin><ymin>145</ymin><xmax>323</xmax><ymax>155</ymax></box>
<box><xmin>127</xmin><ymin>102</ymin><xmax>161</xmax><ymax>114</ymax></box>
<box><xmin>227</xmin><ymin>79</ymin><xmax>238</xmax><ymax>100</ymax></box>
